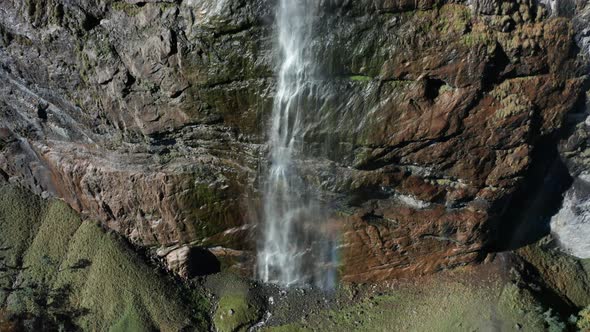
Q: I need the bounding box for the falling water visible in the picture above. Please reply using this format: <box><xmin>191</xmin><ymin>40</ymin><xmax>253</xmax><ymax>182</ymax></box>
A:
<box><xmin>548</xmin><ymin>0</ymin><xmax>590</xmax><ymax>258</ymax></box>
<box><xmin>550</xmin><ymin>173</ymin><xmax>590</xmax><ymax>258</ymax></box>
<box><xmin>257</xmin><ymin>0</ymin><xmax>338</xmax><ymax>289</ymax></box>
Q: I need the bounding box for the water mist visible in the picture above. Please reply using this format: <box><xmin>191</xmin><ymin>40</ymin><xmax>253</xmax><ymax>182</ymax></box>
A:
<box><xmin>257</xmin><ymin>0</ymin><xmax>339</xmax><ymax>289</ymax></box>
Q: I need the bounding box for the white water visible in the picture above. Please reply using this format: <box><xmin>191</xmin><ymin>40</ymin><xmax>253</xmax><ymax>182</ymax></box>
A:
<box><xmin>539</xmin><ymin>0</ymin><xmax>559</xmax><ymax>13</ymax></box>
<box><xmin>551</xmin><ymin>174</ymin><xmax>590</xmax><ymax>258</ymax></box>
<box><xmin>257</xmin><ymin>0</ymin><xmax>338</xmax><ymax>289</ymax></box>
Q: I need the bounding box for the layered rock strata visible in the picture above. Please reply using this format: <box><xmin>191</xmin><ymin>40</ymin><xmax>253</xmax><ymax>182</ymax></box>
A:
<box><xmin>0</xmin><ymin>0</ymin><xmax>588</xmax><ymax>281</ymax></box>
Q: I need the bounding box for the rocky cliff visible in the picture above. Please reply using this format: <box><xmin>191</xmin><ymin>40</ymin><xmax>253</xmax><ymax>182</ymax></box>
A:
<box><xmin>0</xmin><ymin>0</ymin><xmax>588</xmax><ymax>282</ymax></box>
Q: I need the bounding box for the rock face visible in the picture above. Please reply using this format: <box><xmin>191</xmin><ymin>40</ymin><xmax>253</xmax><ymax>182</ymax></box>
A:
<box><xmin>0</xmin><ymin>0</ymin><xmax>588</xmax><ymax>281</ymax></box>
<box><xmin>0</xmin><ymin>0</ymin><xmax>268</xmax><ymax>258</ymax></box>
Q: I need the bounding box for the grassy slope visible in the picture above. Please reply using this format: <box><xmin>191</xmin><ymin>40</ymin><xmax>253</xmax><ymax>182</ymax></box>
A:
<box><xmin>0</xmin><ymin>182</ymin><xmax>46</xmax><ymax>306</ymax></box>
<box><xmin>0</xmin><ymin>182</ymin><xmax>209</xmax><ymax>331</ymax></box>
<box><xmin>265</xmin><ymin>267</ymin><xmax>561</xmax><ymax>332</ymax></box>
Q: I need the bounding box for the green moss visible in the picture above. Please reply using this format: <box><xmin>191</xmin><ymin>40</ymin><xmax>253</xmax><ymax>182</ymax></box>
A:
<box><xmin>0</xmin><ymin>183</ymin><xmax>210</xmax><ymax>330</ymax></box>
<box><xmin>109</xmin><ymin>300</ymin><xmax>155</xmax><ymax>332</ymax></box>
<box><xmin>435</xmin><ymin>178</ymin><xmax>453</xmax><ymax>186</ymax></box>
<box><xmin>577</xmin><ymin>306</ymin><xmax>590</xmax><ymax>331</ymax></box>
<box><xmin>497</xmin><ymin>283</ymin><xmax>547</xmax><ymax>330</ymax></box>
<box><xmin>55</xmin><ymin>221</ymin><xmax>207</xmax><ymax>331</ymax></box>
<box><xmin>495</xmin><ymin>95</ymin><xmax>531</xmax><ymax>118</ymax></box>
<box><xmin>49</xmin><ymin>3</ymin><xmax>64</xmax><ymax>26</ymax></box>
<box><xmin>0</xmin><ymin>184</ymin><xmax>45</xmax><ymax>305</ymax></box>
<box><xmin>158</xmin><ymin>2</ymin><xmax>177</xmax><ymax>12</ymax></box>
<box><xmin>24</xmin><ymin>0</ymin><xmax>62</xmax><ymax>27</ymax></box>
<box><xmin>26</xmin><ymin>0</ymin><xmax>47</xmax><ymax>26</ymax></box>
<box><xmin>214</xmin><ymin>292</ymin><xmax>260</xmax><ymax>332</ymax></box>
<box><xmin>461</xmin><ymin>32</ymin><xmax>494</xmax><ymax>48</ymax></box>
<box><xmin>74</xmin><ymin>45</ymin><xmax>92</xmax><ymax>84</ymax></box>
<box><xmin>517</xmin><ymin>239</ymin><xmax>590</xmax><ymax>309</ymax></box>
<box><xmin>12</xmin><ymin>34</ymin><xmax>33</xmax><ymax>46</ymax></box>
<box><xmin>181</xmin><ymin>182</ymin><xmax>234</xmax><ymax>240</ymax></box>
<box><xmin>194</xmin><ymin>183</ymin><xmax>220</xmax><ymax>205</ymax></box>
<box><xmin>21</xmin><ymin>201</ymin><xmax>81</xmax><ymax>285</ymax></box>
<box><xmin>0</xmin><ymin>184</ymin><xmax>45</xmax><ymax>263</ymax></box>
<box><xmin>438</xmin><ymin>83</ymin><xmax>454</xmax><ymax>94</ymax></box>
<box><xmin>74</xmin><ymin>36</ymin><xmax>114</xmax><ymax>85</ymax></box>
<box><xmin>490</xmin><ymin>79</ymin><xmax>534</xmax><ymax>120</ymax></box>
<box><xmin>264</xmin><ymin>325</ymin><xmax>310</xmax><ymax>332</ymax></box>
<box><xmin>349</xmin><ymin>75</ymin><xmax>372</xmax><ymax>82</ymax></box>
<box><xmin>207</xmin><ymin>273</ymin><xmax>261</xmax><ymax>332</ymax></box>
<box><xmin>436</xmin><ymin>5</ymin><xmax>472</xmax><ymax>35</ymax></box>
<box><xmin>400</xmin><ymin>4</ymin><xmax>472</xmax><ymax>39</ymax></box>
<box><xmin>111</xmin><ymin>2</ymin><xmax>143</xmax><ymax>16</ymax></box>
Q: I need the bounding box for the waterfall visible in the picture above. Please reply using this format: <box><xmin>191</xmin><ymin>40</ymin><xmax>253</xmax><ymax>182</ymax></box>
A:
<box><xmin>549</xmin><ymin>2</ymin><xmax>590</xmax><ymax>258</ymax></box>
<box><xmin>539</xmin><ymin>0</ymin><xmax>558</xmax><ymax>14</ymax></box>
<box><xmin>551</xmin><ymin>173</ymin><xmax>590</xmax><ymax>258</ymax></box>
<box><xmin>257</xmin><ymin>0</ymin><xmax>338</xmax><ymax>289</ymax></box>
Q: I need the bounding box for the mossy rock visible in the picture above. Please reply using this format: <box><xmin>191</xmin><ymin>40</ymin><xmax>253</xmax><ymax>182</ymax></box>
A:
<box><xmin>111</xmin><ymin>2</ymin><xmax>143</xmax><ymax>16</ymax></box>
<box><xmin>517</xmin><ymin>237</ymin><xmax>590</xmax><ymax>309</ymax></box>
<box><xmin>497</xmin><ymin>283</ymin><xmax>549</xmax><ymax>331</ymax></box>
<box><xmin>578</xmin><ymin>306</ymin><xmax>590</xmax><ymax>331</ymax></box>
<box><xmin>348</xmin><ymin>75</ymin><xmax>371</xmax><ymax>82</ymax></box>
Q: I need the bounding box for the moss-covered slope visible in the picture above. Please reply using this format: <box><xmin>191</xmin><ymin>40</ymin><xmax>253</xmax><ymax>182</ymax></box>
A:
<box><xmin>263</xmin><ymin>267</ymin><xmax>565</xmax><ymax>332</ymax></box>
<box><xmin>0</xmin><ymin>182</ymin><xmax>209</xmax><ymax>331</ymax></box>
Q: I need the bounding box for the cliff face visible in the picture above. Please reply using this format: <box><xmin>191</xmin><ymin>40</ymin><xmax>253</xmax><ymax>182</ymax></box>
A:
<box><xmin>0</xmin><ymin>0</ymin><xmax>588</xmax><ymax>281</ymax></box>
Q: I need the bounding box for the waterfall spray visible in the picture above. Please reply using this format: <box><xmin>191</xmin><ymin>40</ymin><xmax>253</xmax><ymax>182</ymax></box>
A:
<box><xmin>257</xmin><ymin>0</ymin><xmax>338</xmax><ymax>289</ymax></box>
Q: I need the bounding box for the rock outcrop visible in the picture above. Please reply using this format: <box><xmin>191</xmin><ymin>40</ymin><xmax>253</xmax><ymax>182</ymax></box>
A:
<box><xmin>0</xmin><ymin>0</ymin><xmax>588</xmax><ymax>281</ymax></box>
